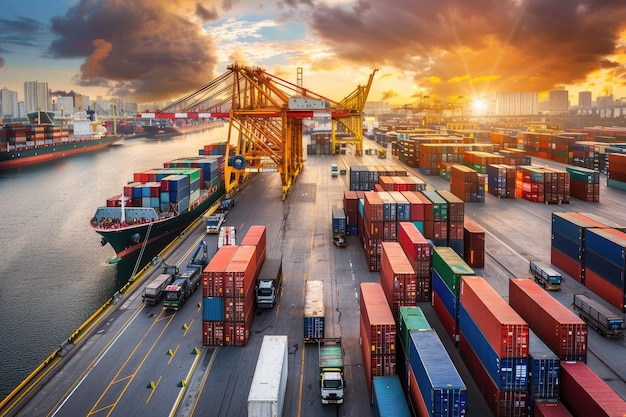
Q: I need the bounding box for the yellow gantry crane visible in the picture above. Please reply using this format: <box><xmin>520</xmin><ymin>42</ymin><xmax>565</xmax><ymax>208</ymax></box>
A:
<box><xmin>137</xmin><ymin>64</ymin><xmax>377</xmax><ymax>199</ymax></box>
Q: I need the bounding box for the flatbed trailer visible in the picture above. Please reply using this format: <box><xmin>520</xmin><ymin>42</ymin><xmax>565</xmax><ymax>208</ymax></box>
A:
<box><xmin>573</xmin><ymin>294</ymin><xmax>624</xmax><ymax>338</ymax></box>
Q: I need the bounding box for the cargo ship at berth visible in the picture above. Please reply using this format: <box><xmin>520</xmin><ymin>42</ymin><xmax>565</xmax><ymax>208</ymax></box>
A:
<box><xmin>0</xmin><ymin>111</ymin><xmax>119</xmax><ymax>170</ymax></box>
<box><xmin>90</xmin><ymin>144</ymin><xmax>227</xmax><ymax>259</ymax></box>
<box><xmin>142</xmin><ymin>120</ymin><xmax>224</xmax><ymax>139</ymax></box>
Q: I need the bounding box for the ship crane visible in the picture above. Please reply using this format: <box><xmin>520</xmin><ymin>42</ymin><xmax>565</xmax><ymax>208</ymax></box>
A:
<box><xmin>136</xmin><ymin>64</ymin><xmax>377</xmax><ymax>199</ymax></box>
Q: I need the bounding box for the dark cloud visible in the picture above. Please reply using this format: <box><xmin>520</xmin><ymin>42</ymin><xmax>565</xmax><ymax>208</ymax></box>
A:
<box><xmin>46</xmin><ymin>0</ymin><xmax>220</xmax><ymax>102</ymax></box>
<box><xmin>302</xmin><ymin>0</ymin><xmax>626</xmax><ymax>97</ymax></box>
<box><xmin>51</xmin><ymin>90</ymin><xmax>79</xmax><ymax>97</ymax></box>
<box><xmin>0</xmin><ymin>17</ymin><xmax>47</xmax><ymax>47</ymax></box>
<box><xmin>196</xmin><ymin>4</ymin><xmax>219</xmax><ymax>22</ymax></box>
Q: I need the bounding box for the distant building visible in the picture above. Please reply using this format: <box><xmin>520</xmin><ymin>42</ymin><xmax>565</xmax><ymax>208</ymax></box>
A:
<box><xmin>364</xmin><ymin>101</ymin><xmax>391</xmax><ymax>115</ymax></box>
<box><xmin>24</xmin><ymin>81</ymin><xmax>50</xmax><ymax>113</ymax></box>
<box><xmin>578</xmin><ymin>91</ymin><xmax>592</xmax><ymax>108</ymax></box>
<box><xmin>55</xmin><ymin>97</ymin><xmax>75</xmax><ymax>116</ymax></box>
<box><xmin>596</xmin><ymin>95</ymin><xmax>614</xmax><ymax>108</ymax></box>
<box><xmin>549</xmin><ymin>87</ymin><xmax>569</xmax><ymax>114</ymax></box>
<box><xmin>495</xmin><ymin>92</ymin><xmax>539</xmax><ymax>116</ymax></box>
<box><xmin>1</xmin><ymin>87</ymin><xmax>19</xmax><ymax>118</ymax></box>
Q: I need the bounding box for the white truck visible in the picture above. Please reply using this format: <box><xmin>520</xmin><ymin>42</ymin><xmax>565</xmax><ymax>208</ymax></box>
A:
<box><xmin>331</xmin><ymin>163</ymin><xmax>338</xmax><ymax>177</ymax></box>
<box><xmin>247</xmin><ymin>335</ymin><xmax>288</xmax><ymax>417</ymax></box>
<box><xmin>217</xmin><ymin>225</ymin><xmax>236</xmax><ymax>248</ymax></box>
<box><xmin>255</xmin><ymin>258</ymin><xmax>283</xmax><ymax>309</ymax></box>
<box><xmin>319</xmin><ymin>339</ymin><xmax>345</xmax><ymax>404</ymax></box>
<box><xmin>205</xmin><ymin>212</ymin><xmax>226</xmax><ymax>233</ymax></box>
<box><xmin>142</xmin><ymin>272</ymin><xmax>175</xmax><ymax>305</ymax></box>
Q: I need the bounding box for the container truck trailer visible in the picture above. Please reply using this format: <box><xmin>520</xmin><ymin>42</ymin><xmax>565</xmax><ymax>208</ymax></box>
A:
<box><xmin>529</xmin><ymin>260</ymin><xmax>563</xmax><ymax>291</ymax></box>
<box><xmin>162</xmin><ymin>263</ymin><xmax>202</xmax><ymax>311</ymax></box>
<box><xmin>247</xmin><ymin>335</ymin><xmax>288</xmax><ymax>417</ymax></box>
<box><xmin>573</xmin><ymin>293</ymin><xmax>624</xmax><ymax>338</ymax></box>
<box><xmin>304</xmin><ymin>280</ymin><xmax>325</xmax><ymax>342</ymax></box>
<box><xmin>318</xmin><ymin>338</ymin><xmax>345</xmax><ymax>404</ymax></box>
<box><xmin>332</xmin><ymin>208</ymin><xmax>347</xmax><ymax>247</ymax></box>
<box><xmin>142</xmin><ymin>272</ymin><xmax>175</xmax><ymax>305</ymax></box>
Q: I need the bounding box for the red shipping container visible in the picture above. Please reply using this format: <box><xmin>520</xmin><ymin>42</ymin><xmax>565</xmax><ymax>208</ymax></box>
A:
<box><xmin>534</xmin><ymin>400</ymin><xmax>573</xmax><ymax>417</ymax></box>
<box><xmin>584</xmin><ymin>268</ymin><xmax>625</xmax><ymax>313</ymax></box>
<box><xmin>364</xmin><ymin>192</ymin><xmax>384</xmax><ymax>222</ymax></box>
<box><xmin>463</xmin><ymin>218</ymin><xmax>485</xmax><ymax>250</ymax></box>
<box><xmin>400</xmin><ymin>190</ymin><xmax>425</xmax><ymax>221</ymax></box>
<box><xmin>360</xmin><ymin>282</ymin><xmax>396</xmax><ymax>356</ymax></box>
<box><xmin>203</xmin><ymin>245</ymin><xmax>238</xmax><ymax>297</ymax></box>
<box><xmin>240</xmin><ymin>225</ymin><xmax>266</xmax><ymax>272</ymax></box>
<box><xmin>398</xmin><ymin>222</ymin><xmax>431</xmax><ymax>270</ymax></box>
<box><xmin>432</xmin><ymin>290</ymin><xmax>458</xmax><ymax>345</ymax></box>
<box><xmin>550</xmin><ymin>246</ymin><xmax>584</xmax><ymax>285</ymax></box>
<box><xmin>380</xmin><ymin>242</ymin><xmax>416</xmax><ymax>319</ymax></box>
<box><xmin>460</xmin><ymin>276</ymin><xmax>529</xmax><ymax>358</ymax></box>
<box><xmin>509</xmin><ymin>278</ymin><xmax>587</xmax><ymax>359</ymax></box>
<box><xmin>560</xmin><ymin>361</ymin><xmax>626</xmax><ymax>417</ymax></box>
<box><xmin>408</xmin><ymin>364</ymin><xmax>430</xmax><ymax>417</ymax></box>
<box><xmin>224</xmin><ymin>245</ymin><xmax>256</xmax><ymax>298</ymax></box>
<box><xmin>459</xmin><ymin>333</ymin><xmax>528</xmax><ymax>417</ymax></box>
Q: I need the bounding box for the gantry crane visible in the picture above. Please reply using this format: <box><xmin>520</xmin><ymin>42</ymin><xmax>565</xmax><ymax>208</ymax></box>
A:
<box><xmin>136</xmin><ymin>64</ymin><xmax>377</xmax><ymax>199</ymax></box>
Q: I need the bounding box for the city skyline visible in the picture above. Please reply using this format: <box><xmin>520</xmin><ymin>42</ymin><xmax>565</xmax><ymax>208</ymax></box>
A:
<box><xmin>1</xmin><ymin>0</ymin><xmax>626</xmax><ymax>108</ymax></box>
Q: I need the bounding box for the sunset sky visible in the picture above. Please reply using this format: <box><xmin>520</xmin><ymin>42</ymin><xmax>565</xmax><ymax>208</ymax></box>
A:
<box><xmin>1</xmin><ymin>0</ymin><xmax>626</xmax><ymax>107</ymax></box>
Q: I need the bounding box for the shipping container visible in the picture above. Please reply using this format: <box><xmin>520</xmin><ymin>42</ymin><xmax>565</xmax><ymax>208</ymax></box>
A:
<box><xmin>372</xmin><ymin>376</ymin><xmax>412</xmax><ymax>417</ymax></box>
<box><xmin>460</xmin><ymin>276</ymin><xmax>529</xmax><ymax>358</ymax></box>
<box><xmin>560</xmin><ymin>361</ymin><xmax>626</xmax><ymax>417</ymax></box>
<box><xmin>408</xmin><ymin>330</ymin><xmax>468</xmax><ymax>417</ymax></box>
<box><xmin>509</xmin><ymin>278</ymin><xmax>587</xmax><ymax>360</ymax></box>
<box><xmin>304</xmin><ymin>280</ymin><xmax>325</xmax><ymax>341</ymax></box>
<box><xmin>398</xmin><ymin>306</ymin><xmax>432</xmax><ymax>355</ymax></box>
<box><xmin>432</xmin><ymin>247</ymin><xmax>475</xmax><ymax>297</ymax></box>
<box><xmin>380</xmin><ymin>242</ymin><xmax>417</xmax><ymax>319</ymax></box>
<box><xmin>247</xmin><ymin>335</ymin><xmax>288</xmax><ymax>417</ymax></box>
<box><xmin>527</xmin><ymin>330</ymin><xmax>560</xmax><ymax>399</ymax></box>
<box><xmin>533</xmin><ymin>400</ymin><xmax>573</xmax><ymax>417</ymax></box>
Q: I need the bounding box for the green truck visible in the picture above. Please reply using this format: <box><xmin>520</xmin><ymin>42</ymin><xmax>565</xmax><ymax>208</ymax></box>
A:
<box><xmin>162</xmin><ymin>264</ymin><xmax>202</xmax><ymax>311</ymax></box>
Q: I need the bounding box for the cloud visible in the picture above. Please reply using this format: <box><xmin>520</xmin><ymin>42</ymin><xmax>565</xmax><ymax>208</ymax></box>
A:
<box><xmin>46</xmin><ymin>0</ymin><xmax>222</xmax><ymax>102</ymax></box>
<box><xmin>301</xmin><ymin>0</ymin><xmax>626</xmax><ymax>97</ymax></box>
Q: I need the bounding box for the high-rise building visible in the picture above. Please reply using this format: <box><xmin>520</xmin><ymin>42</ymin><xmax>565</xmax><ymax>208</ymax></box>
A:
<box><xmin>24</xmin><ymin>81</ymin><xmax>50</xmax><ymax>113</ymax></box>
<box><xmin>596</xmin><ymin>95</ymin><xmax>614</xmax><ymax>108</ymax></box>
<box><xmin>548</xmin><ymin>87</ymin><xmax>569</xmax><ymax>113</ymax></box>
<box><xmin>55</xmin><ymin>97</ymin><xmax>75</xmax><ymax>116</ymax></box>
<box><xmin>1</xmin><ymin>87</ymin><xmax>19</xmax><ymax>118</ymax></box>
<box><xmin>578</xmin><ymin>91</ymin><xmax>592</xmax><ymax>108</ymax></box>
<box><xmin>494</xmin><ymin>92</ymin><xmax>538</xmax><ymax>116</ymax></box>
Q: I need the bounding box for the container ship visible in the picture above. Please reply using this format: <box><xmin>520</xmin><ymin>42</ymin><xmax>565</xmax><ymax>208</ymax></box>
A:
<box><xmin>0</xmin><ymin>111</ymin><xmax>119</xmax><ymax>170</ymax></box>
<box><xmin>142</xmin><ymin>120</ymin><xmax>224</xmax><ymax>139</ymax></box>
<box><xmin>90</xmin><ymin>145</ymin><xmax>228</xmax><ymax>260</ymax></box>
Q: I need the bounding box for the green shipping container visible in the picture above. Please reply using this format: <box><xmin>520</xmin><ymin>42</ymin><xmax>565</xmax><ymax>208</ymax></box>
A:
<box><xmin>398</xmin><ymin>307</ymin><xmax>432</xmax><ymax>354</ymax></box>
<box><xmin>432</xmin><ymin>247</ymin><xmax>474</xmax><ymax>296</ymax></box>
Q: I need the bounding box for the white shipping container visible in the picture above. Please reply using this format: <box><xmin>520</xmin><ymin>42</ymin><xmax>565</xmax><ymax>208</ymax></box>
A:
<box><xmin>247</xmin><ymin>335</ymin><xmax>289</xmax><ymax>417</ymax></box>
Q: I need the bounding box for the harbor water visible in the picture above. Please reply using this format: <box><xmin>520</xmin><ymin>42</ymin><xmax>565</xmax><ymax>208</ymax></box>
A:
<box><xmin>0</xmin><ymin>126</ymin><xmax>228</xmax><ymax>400</ymax></box>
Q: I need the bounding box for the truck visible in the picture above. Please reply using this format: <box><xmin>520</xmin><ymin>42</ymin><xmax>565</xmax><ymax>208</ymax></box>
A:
<box><xmin>255</xmin><ymin>257</ymin><xmax>283</xmax><ymax>308</ymax></box>
<box><xmin>332</xmin><ymin>208</ymin><xmax>347</xmax><ymax>247</ymax></box>
<box><xmin>304</xmin><ymin>280</ymin><xmax>325</xmax><ymax>342</ymax></box>
<box><xmin>331</xmin><ymin>163</ymin><xmax>338</xmax><ymax>177</ymax></box>
<box><xmin>218</xmin><ymin>197</ymin><xmax>236</xmax><ymax>212</ymax></box>
<box><xmin>318</xmin><ymin>339</ymin><xmax>345</xmax><ymax>404</ymax></box>
<box><xmin>217</xmin><ymin>225</ymin><xmax>236</xmax><ymax>248</ymax></box>
<box><xmin>142</xmin><ymin>272</ymin><xmax>175</xmax><ymax>305</ymax></box>
<box><xmin>247</xmin><ymin>335</ymin><xmax>288</xmax><ymax>417</ymax></box>
<box><xmin>529</xmin><ymin>260</ymin><xmax>563</xmax><ymax>290</ymax></box>
<box><xmin>206</xmin><ymin>212</ymin><xmax>226</xmax><ymax>233</ymax></box>
<box><xmin>573</xmin><ymin>293</ymin><xmax>624</xmax><ymax>338</ymax></box>
<box><xmin>162</xmin><ymin>263</ymin><xmax>202</xmax><ymax>311</ymax></box>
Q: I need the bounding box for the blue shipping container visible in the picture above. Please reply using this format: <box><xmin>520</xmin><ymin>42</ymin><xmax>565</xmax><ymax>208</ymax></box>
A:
<box><xmin>585</xmin><ymin>228</ymin><xmax>626</xmax><ymax>270</ymax></box>
<box><xmin>528</xmin><ymin>330</ymin><xmax>560</xmax><ymax>399</ymax></box>
<box><xmin>203</xmin><ymin>297</ymin><xmax>225</xmax><ymax>321</ymax></box>
<box><xmin>372</xmin><ymin>376</ymin><xmax>412</xmax><ymax>417</ymax></box>
<box><xmin>551</xmin><ymin>231</ymin><xmax>583</xmax><ymax>262</ymax></box>
<box><xmin>409</xmin><ymin>330</ymin><xmax>467</xmax><ymax>417</ymax></box>
<box><xmin>584</xmin><ymin>248</ymin><xmax>625</xmax><ymax>289</ymax></box>
<box><xmin>303</xmin><ymin>316</ymin><xmax>325</xmax><ymax>340</ymax></box>
<box><xmin>459</xmin><ymin>306</ymin><xmax>528</xmax><ymax>391</ymax></box>
<box><xmin>432</xmin><ymin>269</ymin><xmax>458</xmax><ymax>323</ymax></box>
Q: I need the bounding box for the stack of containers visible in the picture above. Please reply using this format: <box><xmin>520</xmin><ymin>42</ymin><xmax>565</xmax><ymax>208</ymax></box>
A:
<box><xmin>559</xmin><ymin>361</ymin><xmax>626</xmax><ymax>416</ymax></box>
<box><xmin>526</xmin><ymin>330</ymin><xmax>560</xmax><ymax>415</ymax></box>
<box><xmin>240</xmin><ymin>225</ymin><xmax>267</xmax><ymax>281</ymax></box>
<box><xmin>540</xmin><ymin>167</ymin><xmax>570</xmax><ymax>205</ymax></box>
<box><xmin>463</xmin><ymin>150</ymin><xmax>504</xmax><ymax>173</ymax></box>
<box><xmin>487</xmin><ymin>164</ymin><xmax>516</xmax><ymax>198</ymax></box>
<box><xmin>499</xmin><ymin>148</ymin><xmax>530</xmax><ymax>165</ymax></box>
<box><xmin>202</xmin><ymin>245</ymin><xmax>240</xmax><ymax>346</ymax></box>
<box><xmin>350</xmin><ymin>166</ymin><xmax>407</xmax><ymax>191</ymax></box>
<box><xmin>607</xmin><ymin>153</ymin><xmax>626</xmax><ymax>191</ymax></box>
<box><xmin>159</xmin><ymin>175</ymin><xmax>189</xmax><ymax>212</ymax></box>
<box><xmin>398</xmin><ymin>222</ymin><xmax>432</xmax><ymax>302</ymax></box>
<box><xmin>361</xmin><ymin>192</ymin><xmax>385</xmax><ymax>271</ymax></box>
<box><xmin>408</xmin><ymin>330</ymin><xmax>468</xmax><ymax>417</ymax></box>
<box><xmin>550</xmin><ymin>212</ymin><xmax>609</xmax><ymax>284</ymax></box>
<box><xmin>509</xmin><ymin>278</ymin><xmax>587</xmax><ymax>361</ymax></box>
<box><xmin>397</xmin><ymin>307</ymin><xmax>432</xmax><ymax>389</ymax></box>
<box><xmin>566</xmin><ymin>166</ymin><xmax>600</xmax><ymax>202</ymax></box>
<box><xmin>400</xmin><ymin>191</ymin><xmax>433</xmax><ymax>238</ymax></box>
<box><xmin>303</xmin><ymin>280</ymin><xmax>325</xmax><ymax>341</ymax></box>
<box><xmin>377</xmin><ymin>191</ymin><xmax>399</xmax><ymax>241</ymax></box>
<box><xmin>380</xmin><ymin>241</ymin><xmax>417</xmax><ymax>319</ymax></box>
<box><xmin>342</xmin><ymin>191</ymin><xmax>359</xmax><ymax>235</ymax></box>
<box><xmin>515</xmin><ymin>166</ymin><xmax>545</xmax><ymax>202</ymax></box>
<box><xmin>450</xmin><ymin>164</ymin><xmax>483</xmax><ymax>202</ymax></box>
<box><xmin>431</xmin><ymin>247</ymin><xmax>475</xmax><ymax>344</ymax></box>
<box><xmin>459</xmin><ymin>276</ymin><xmax>529</xmax><ymax>417</ymax></box>
<box><xmin>584</xmin><ymin>228</ymin><xmax>626</xmax><ymax>312</ymax></box>
<box><xmin>388</xmin><ymin>191</ymin><xmax>412</xmax><ymax>230</ymax></box>
<box><xmin>360</xmin><ymin>282</ymin><xmax>396</xmax><ymax>397</ymax></box>
<box><xmin>437</xmin><ymin>190</ymin><xmax>464</xmax><ymax>255</ymax></box>
<box><xmin>462</xmin><ymin>218</ymin><xmax>485</xmax><ymax>268</ymax></box>
<box><xmin>223</xmin><ymin>245</ymin><xmax>256</xmax><ymax>346</ymax></box>
<box><xmin>421</xmin><ymin>190</ymin><xmax>448</xmax><ymax>246</ymax></box>
<box><xmin>165</xmin><ymin>155</ymin><xmax>223</xmax><ymax>190</ymax></box>
<box><xmin>490</xmin><ymin>131</ymin><xmax>517</xmax><ymax>150</ymax></box>
<box><xmin>378</xmin><ymin>175</ymin><xmax>426</xmax><ymax>192</ymax></box>
<box><xmin>371</xmin><ymin>376</ymin><xmax>412</xmax><ymax>417</ymax></box>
